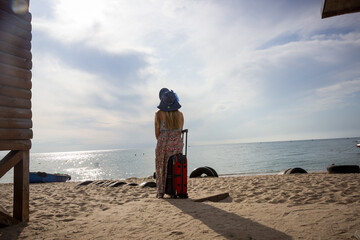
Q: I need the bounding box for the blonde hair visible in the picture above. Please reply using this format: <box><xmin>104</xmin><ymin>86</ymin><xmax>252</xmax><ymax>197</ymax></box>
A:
<box><xmin>156</xmin><ymin>110</ymin><xmax>182</xmax><ymax>130</ymax></box>
<box><xmin>165</xmin><ymin>110</ymin><xmax>182</xmax><ymax>130</ymax></box>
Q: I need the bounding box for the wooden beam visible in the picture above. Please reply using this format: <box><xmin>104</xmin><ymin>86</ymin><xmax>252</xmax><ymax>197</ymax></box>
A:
<box><xmin>0</xmin><ymin>118</ymin><xmax>32</xmax><ymax>128</ymax></box>
<box><xmin>0</xmin><ymin>18</ymin><xmax>31</xmax><ymax>41</ymax></box>
<box><xmin>322</xmin><ymin>0</ymin><xmax>360</xmax><ymax>18</ymax></box>
<box><xmin>0</xmin><ymin>129</ymin><xmax>33</xmax><ymax>139</ymax></box>
<box><xmin>0</xmin><ymin>1</ymin><xmax>31</xmax><ymax>22</ymax></box>
<box><xmin>0</xmin><ymin>74</ymin><xmax>32</xmax><ymax>89</ymax></box>
<box><xmin>0</xmin><ymin>41</ymin><xmax>31</xmax><ymax>60</ymax></box>
<box><xmin>0</xmin><ymin>9</ymin><xmax>31</xmax><ymax>31</ymax></box>
<box><xmin>0</xmin><ymin>140</ymin><xmax>31</xmax><ymax>150</ymax></box>
<box><xmin>0</xmin><ymin>51</ymin><xmax>32</xmax><ymax>70</ymax></box>
<box><xmin>0</xmin><ymin>95</ymin><xmax>31</xmax><ymax>108</ymax></box>
<box><xmin>22</xmin><ymin>12</ymin><xmax>31</xmax><ymax>23</ymax></box>
<box><xmin>0</xmin><ymin>106</ymin><xmax>32</xmax><ymax>119</ymax></box>
<box><xmin>13</xmin><ymin>150</ymin><xmax>29</xmax><ymax>222</ymax></box>
<box><xmin>0</xmin><ymin>41</ymin><xmax>32</xmax><ymax>60</ymax></box>
<box><xmin>0</xmin><ymin>30</ymin><xmax>31</xmax><ymax>50</ymax></box>
<box><xmin>193</xmin><ymin>193</ymin><xmax>230</xmax><ymax>202</ymax></box>
<box><xmin>0</xmin><ymin>150</ymin><xmax>22</xmax><ymax>178</ymax></box>
<box><xmin>0</xmin><ymin>84</ymin><xmax>32</xmax><ymax>99</ymax></box>
<box><xmin>0</xmin><ymin>62</ymin><xmax>32</xmax><ymax>80</ymax></box>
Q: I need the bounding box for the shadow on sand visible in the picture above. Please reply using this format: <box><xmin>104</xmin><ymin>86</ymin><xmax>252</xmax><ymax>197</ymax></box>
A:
<box><xmin>0</xmin><ymin>222</ymin><xmax>27</xmax><ymax>240</ymax></box>
<box><xmin>167</xmin><ymin>197</ymin><xmax>292</xmax><ymax>240</ymax></box>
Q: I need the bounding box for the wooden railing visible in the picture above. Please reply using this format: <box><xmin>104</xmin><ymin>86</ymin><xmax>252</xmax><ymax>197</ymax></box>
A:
<box><xmin>0</xmin><ymin>0</ymin><xmax>32</xmax><ymax>224</ymax></box>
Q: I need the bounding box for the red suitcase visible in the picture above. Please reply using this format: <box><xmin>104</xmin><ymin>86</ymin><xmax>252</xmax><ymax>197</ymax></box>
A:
<box><xmin>165</xmin><ymin>129</ymin><xmax>188</xmax><ymax>198</ymax></box>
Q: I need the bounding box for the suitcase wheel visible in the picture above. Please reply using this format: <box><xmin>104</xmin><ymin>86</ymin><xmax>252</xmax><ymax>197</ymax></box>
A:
<box><xmin>178</xmin><ymin>194</ymin><xmax>188</xmax><ymax>199</ymax></box>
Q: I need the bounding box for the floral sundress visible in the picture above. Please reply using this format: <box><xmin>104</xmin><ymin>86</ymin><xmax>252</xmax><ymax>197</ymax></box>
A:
<box><xmin>155</xmin><ymin>120</ymin><xmax>184</xmax><ymax>197</ymax></box>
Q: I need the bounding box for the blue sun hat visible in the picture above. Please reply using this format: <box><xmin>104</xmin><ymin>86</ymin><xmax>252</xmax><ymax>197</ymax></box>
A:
<box><xmin>159</xmin><ymin>88</ymin><xmax>169</xmax><ymax>100</ymax></box>
<box><xmin>157</xmin><ymin>88</ymin><xmax>181</xmax><ymax>111</ymax></box>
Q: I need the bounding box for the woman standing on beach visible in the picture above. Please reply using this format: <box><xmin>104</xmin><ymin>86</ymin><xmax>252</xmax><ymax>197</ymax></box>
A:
<box><xmin>155</xmin><ymin>88</ymin><xmax>184</xmax><ymax>198</ymax></box>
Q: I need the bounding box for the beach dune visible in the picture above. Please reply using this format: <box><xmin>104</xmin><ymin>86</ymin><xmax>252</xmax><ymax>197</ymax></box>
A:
<box><xmin>1</xmin><ymin>173</ymin><xmax>359</xmax><ymax>239</ymax></box>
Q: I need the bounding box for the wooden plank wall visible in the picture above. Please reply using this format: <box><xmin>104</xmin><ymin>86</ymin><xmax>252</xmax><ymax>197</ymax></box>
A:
<box><xmin>0</xmin><ymin>0</ymin><xmax>31</xmax><ymax>223</ymax></box>
<box><xmin>0</xmin><ymin>0</ymin><xmax>32</xmax><ymax>150</ymax></box>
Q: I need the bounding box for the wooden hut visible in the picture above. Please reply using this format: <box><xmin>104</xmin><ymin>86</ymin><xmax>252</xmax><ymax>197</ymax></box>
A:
<box><xmin>0</xmin><ymin>0</ymin><xmax>32</xmax><ymax>224</ymax></box>
<box><xmin>322</xmin><ymin>0</ymin><xmax>360</xmax><ymax>18</ymax></box>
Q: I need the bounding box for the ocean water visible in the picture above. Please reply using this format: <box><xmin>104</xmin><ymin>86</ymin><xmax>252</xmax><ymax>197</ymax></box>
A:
<box><xmin>1</xmin><ymin>137</ymin><xmax>359</xmax><ymax>183</ymax></box>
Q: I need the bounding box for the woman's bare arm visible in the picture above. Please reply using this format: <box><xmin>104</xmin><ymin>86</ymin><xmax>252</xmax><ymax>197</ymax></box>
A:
<box><xmin>181</xmin><ymin>112</ymin><xmax>184</xmax><ymax>131</ymax></box>
<box><xmin>155</xmin><ymin>112</ymin><xmax>160</xmax><ymax>140</ymax></box>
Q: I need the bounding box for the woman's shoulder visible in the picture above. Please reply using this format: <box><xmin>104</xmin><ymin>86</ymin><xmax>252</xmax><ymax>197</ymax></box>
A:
<box><xmin>156</xmin><ymin>110</ymin><xmax>166</xmax><ymax>120</ymax></box>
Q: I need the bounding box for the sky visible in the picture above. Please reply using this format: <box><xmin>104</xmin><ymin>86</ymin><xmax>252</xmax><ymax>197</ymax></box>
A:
<box><xmin>27</xmin><ymin>0</ymin><xmax>360</xmax><ymax>153</ymax></box>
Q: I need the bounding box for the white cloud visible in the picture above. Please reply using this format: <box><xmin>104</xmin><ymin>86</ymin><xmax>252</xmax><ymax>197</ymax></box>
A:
<box><xmin>29</xmin><ymin>0</ymin><xmax>360</xmax><ymax>150</ymax></box>
<box><xmin>302</xmin><ymin>79</ymin><xmax>360</xmax><ymax>112</ymax></box>
<box><xmin>31</xmin><ymin>53</ymin><xmax>156</xmax><ymax>151</ymax></box>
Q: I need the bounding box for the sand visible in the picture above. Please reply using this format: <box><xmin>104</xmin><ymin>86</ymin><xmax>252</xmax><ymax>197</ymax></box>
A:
<box><xmin>1</xmin><ymin>173</ymin><xmax>360</xmax><ymax>240</ymax></box>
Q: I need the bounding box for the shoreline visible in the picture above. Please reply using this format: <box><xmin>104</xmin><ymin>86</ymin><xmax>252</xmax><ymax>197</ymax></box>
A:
<box><xmin>1</xmin><ymin>173</ymin><xmax>360</xmax><ymax>239</ymax></box>
<box><xmin>218</xmin><ymin>170</ymin><xmax>327</xmax><ymax>177</ymax></box>
<box><xmin>0</xmin><ymin>170</ymin><xmax>330</xmax><ymax>184</ymax></box>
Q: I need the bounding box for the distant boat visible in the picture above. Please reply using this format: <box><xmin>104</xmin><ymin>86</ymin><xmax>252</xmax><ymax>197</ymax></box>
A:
<box><xmin>357</xmin><ymin>143</ymin><xmax>360</xmax><ymax>148</ymax></box>
<box><xmin>29</xmin><ymin>172</ymin><xmax>71</xmax><ymax>183</ymax></box>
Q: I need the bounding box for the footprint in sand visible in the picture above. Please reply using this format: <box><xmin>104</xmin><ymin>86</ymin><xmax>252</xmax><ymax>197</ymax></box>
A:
<box><xmin>100</xmin><ymin>206</ymin><xmax>110</xmax><ymax>211</ymax></box>
<box><xmin>169</xmin><ymin>231</ymin><xmax>184</xmax><ymax>236</ymax></box>
<box><xmin>141</xmin><ymin>193</ymin><xmax>149</xmax><ymax>198</ymax></box>
<box><xmin>38</xmin><ymin>214</ymin><xmax>54</xmax><ymax>218</ymax></box>
<box><xmin>62</xmin><ymin>218</ymin><xmax>75</xmax><ymax>222</ymax></box>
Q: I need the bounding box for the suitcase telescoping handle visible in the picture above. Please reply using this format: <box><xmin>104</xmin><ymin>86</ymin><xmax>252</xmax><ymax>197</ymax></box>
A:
<box><xmin>181</xmin><ymin>129</ymin><xmax>188</xmax><ymax>157</ymax></box>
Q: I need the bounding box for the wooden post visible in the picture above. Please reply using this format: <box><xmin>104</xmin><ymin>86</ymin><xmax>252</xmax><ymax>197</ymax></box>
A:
<box><xmin>0</xmin><ymin>150</ymin><xmax>22</xmax><ymax>178</ymax></box>
<box><xmin>13</xmin><ymin>150</ymin><xmax>29</xmax><ymax>222</ymax></box>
